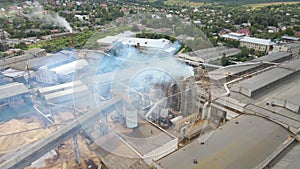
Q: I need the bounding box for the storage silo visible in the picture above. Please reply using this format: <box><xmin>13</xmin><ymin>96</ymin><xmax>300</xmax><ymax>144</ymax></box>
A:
<box><xmin>125</xmin><ymin>107</ymin><xmax>138</xmax><ymax>129</ymax></box>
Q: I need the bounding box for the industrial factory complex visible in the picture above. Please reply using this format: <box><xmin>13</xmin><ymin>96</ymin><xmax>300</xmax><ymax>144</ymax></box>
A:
<box><xmin>0</xmin><ymin>31</ymin><xmax>300</xmax><ymax>169</ymax></box>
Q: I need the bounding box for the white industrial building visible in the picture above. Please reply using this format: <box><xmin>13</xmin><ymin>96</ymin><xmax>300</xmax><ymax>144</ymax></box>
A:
<box><xmin>118</xmin><ymin>37</ymin><xmax>176</xmax><ymax>54</ymax></box>
<box><xmin>97</xmin><ymin>31</ymin><xmax>136</xmax><ymax>49</ymax></box>
<box><xmin>38</xmin><ymin>80</ymin><xmax>89</xmax><ymax>104</ymax></box>
<box><xmin>221</xmin><ymin>32</ymin><xmax>246</xmax><ymax>41</ymax></box>
<box><xmin>240</xmin><ymin>37</ymin><xmax>275</xmax><ymax>53</ymax></box>
<box><xmin>97</xmin><ymin>32</ymin><xmax>177</xmax><ymax>54</ymax></box>
<box><xmin>0</xmin><ymin>82</ymin><xmax>30</xmax><ymax>107</ymax></box>
<box><xmin>35</xmin><ymin>59</ymin><xmax>88</xmax><ymax>84</ymax></box>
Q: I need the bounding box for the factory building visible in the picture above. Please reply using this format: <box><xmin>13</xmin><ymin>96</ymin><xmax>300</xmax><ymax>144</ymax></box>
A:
<box><xmin>0</xmin><ymin>68</ymin><xmax>33</xmax><ymax>83</ymax></box>
<box><xmin>273</xmin><ymin>43</ymin><xmax>300</xmax><ymax>55</ymax></box>
<box><xmin>11</xmin><ymin>50</ymin><xmax>76</xmax><ymax>71</ymax></box>
<box><xmin>97</xmin><ymin>32</ymin><xmax>176</xmax><ymax>54</ymax></box>
<box><xmin>0</xmin><ymin>48</ymin><xmax>46</xmax><ymax>70</ymax></box>
<box><xmin>97</xmin><ymin>31</ymin><xmax>136</xmax><ymax>50</ymax></box>
<box><xmin>232</xmin><ymin>58</ymin><xmax>300</xmax><ymax>97</ymax></box>
<box><xmin>157</xmin><ymin>115</ymin><xmax>293</xmax><ymax>169</ymax></box>
<box><xmin>119</xmin><ymin>37</ymin><xmax>175</xmax><ymax>54</ymax></box>
<box><xmin>0</xmin><ymin>82</ymin><xmax>30</xmax><ymax>107</ymax></box>
<box><xmin>178</xmin><ymin>46</ymin><xmax>241</xmax><ymax>63</ymax></box>
<box><xmin>281</xmin><ymin>35</ymin><xmax>300</xmax><ymax>43</ymax></box>
<box><xmin>232</xmin><ymin>68</ymin><xmax>293</xmax><ymax>97</ymax></box>
<box><xmin>35</xmin><ymin>59</ymin><xmax>88</xmax><ymax>84</ymax></box>
<box><xmin>271</xmin><ymin>86</ymin><xmax>300</xmax><ymax>114</ymax></box>
<box><xmin>221</xmin><ymin>32</ymin><xmax>246</xmax><ymax>41</ymax></box>
<box><xmin>208</xmin><ymin>52</ymin><xmax>292</xmax><ymax>83</ymax></box>
<box><xmin>251</xmin><ymin>51</ymin><xmax>292</xmax><ymax>63</ymax></box>
<box><xmin>38</xmin><ymin>80</ymin><xmax>89</xmax><ymax>104</ymax></box>
<box><xmin>240</xmin><ymin>37</ymin><xmax>276</xmax><ymax>53</ymax></box>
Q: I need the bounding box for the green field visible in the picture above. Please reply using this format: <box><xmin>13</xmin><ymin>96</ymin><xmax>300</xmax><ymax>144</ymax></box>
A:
<box><xmin>244</xmin><ymin>1</ymin><xmax>300</xmax><ymax>8</ymax></box>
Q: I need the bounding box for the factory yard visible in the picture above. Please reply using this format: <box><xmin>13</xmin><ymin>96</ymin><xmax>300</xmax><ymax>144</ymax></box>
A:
<box><xmin>0</xmin><ymin>18</ymin><xmax>300</xmax><ymax>169</ymax></box>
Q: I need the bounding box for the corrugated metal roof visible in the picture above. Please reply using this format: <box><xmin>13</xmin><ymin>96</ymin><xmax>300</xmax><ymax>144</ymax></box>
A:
<box><xmin>2</xmin><ymin>68</ymin><xmax>33</xmax><ymax>79</ymax></box>
<box><xmin>12</xmin><ymin>50</ymin><xmax>76</xmax><ymax>71</ymax></box>
<box><xmin>208</xmin><ymin>52</ymin><xmax>291</xmax><ymax>82</ymax></box>
<box><xmin>0</xmin><ymin>82</ymin><xmax>29</xmax><ymax>100</ymax></box>
<box><xmin>233</xmin><ymin>68</ymin><xmax>293</xmax><ymax>96</ymax></box>
<box><xmin>252</xmin><ymin>52</ymin><xmax>291</xmax><ymax>63</ymax></box>
<box><xmin>44</xmin><ymin>85</ymin><xmax>88</xmax><ymax>101</ymax></box>
<box><xmin>240</xmin><ymin>37</ymin><xmax>276</xmax><ymax>46</ymax></box>
<box><xmin>38</xmin><ymin>80</ymin><xmax>83</xmax><ymax>94</ymax></box>
<box><xmin>271</xmin><ymin>143</ymin><xmax>300</xmax><ymax>169</ymax></box>
<box><xmin>281</xmin><ymin>35</ymin><xmax>300</xmax><ymax>41</ymax></box>
<box><xmin>209</xmin><ymin>64</ymin><xmax>259</xmax><ymax>81</ymax></box>
<box><xmin>50</xmin><ymin>59</ymin><xmax>88</xmax><ymax>76</ymax></box>
<box><xmin>282</xmin><ymin>58</ymin><xmax>300</xmax><ymax>71</ymax></box>
<box><xmin>158</xmin><ymin>115</ymin><xmax>292</xmax><ymax>169</ymax></box>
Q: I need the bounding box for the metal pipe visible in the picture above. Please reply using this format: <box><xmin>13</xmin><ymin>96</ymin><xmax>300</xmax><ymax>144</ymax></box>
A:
<box><xmin>73</xmin><ymin>135</ymin><xmax>81</xmax><ymax>164</ymax></box>
<box><xmin>34</xmin><ymin>105</ymin><xmax>55</xmax><ymax>124</ymax></box>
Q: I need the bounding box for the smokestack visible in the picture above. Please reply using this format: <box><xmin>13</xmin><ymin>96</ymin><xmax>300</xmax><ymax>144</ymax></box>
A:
<box><xmin>70</xmin><ymin>33</ymin><xmax>74</xmax><ymax>49</ymax></box>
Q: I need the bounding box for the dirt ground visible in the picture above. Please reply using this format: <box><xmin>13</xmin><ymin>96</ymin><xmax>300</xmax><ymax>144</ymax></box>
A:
<box><xmin>25</xmin><ymin>135</ymin><xmax>101</xmax><ymax>169</ymax></box>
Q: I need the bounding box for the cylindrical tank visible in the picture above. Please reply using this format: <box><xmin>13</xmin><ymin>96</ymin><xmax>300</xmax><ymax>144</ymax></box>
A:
<box><xmin>201</xmin><ymin>102</ymin><xmax>211</xmax><ymax>120</ymax></box>
<box><xmin>160</xmin><ymin>109</ymin><xmax>169</xmax><ymax>118</ymax></box>
<box><xmin>125</xmin><ymin>109</ymin><xmax>138</xmax><ymax>129</ymax></box>
<box><xmin>170</xmin><ymin>116</ymin><xmax>183</xmax><ymax>124</ymax></box>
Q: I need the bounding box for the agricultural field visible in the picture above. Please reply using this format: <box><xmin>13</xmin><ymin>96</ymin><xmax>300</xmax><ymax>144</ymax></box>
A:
<box><xmin>245</xmin><ymin>1</ymin><xmax>300</xmax><ymax>8</ymax></box>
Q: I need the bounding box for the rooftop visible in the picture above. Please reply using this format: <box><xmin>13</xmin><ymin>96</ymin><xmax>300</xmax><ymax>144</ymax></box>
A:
<box><xmin>251</xmin><ymin>51</ymin><xmax>292</xmax><ymax>63</ymax></box>
<box><xmin>157</xmin><ymin>115</ymin><xmax>292</xmax><ymax>169</ymax></box>
<box><xmin>181</xmin><ymin>46</ymin><xmax>241</xmax><ymax>63</ymax></box>
<box><xmin>120</xmin><ymin>38</ymin><xmax>171</xmax><ymax>49</ymax></box>
<box><xmin>232</xmin><ymin>68</ymin><xmax>293</xmax><ymax>97</ymax></box>
<box><xmin>0</xmin><ymin>82</ymin><xmax>29</xmax><ymax>100</ymax></box>
<box><xmin>281</xmin><ymin>58</ymin><xmax>300</xmax><ymax>72</ymax></box>
<box><xmin>281</xmin><ymin>35</ymin><xmax>300</xmax><ymax>41</ymax></box>
<box><xmin>11</xmin><ymin>50</ymin><xmax>76</xmax><ymax>71</ymax></box>
<box><xmin>38</xmin><ymin>80</ymin><xmax>83</xmax><ymax>95</ymax></box>
<box><xmin>2</xmin><ymin>68</ymin><xmax>33</xmax><ymax>79</ymax></box>
<box><xmin>208</xmin><ymin>63</ymin><xmax>259</xmax><ymax>82</ymax></box>
<box><xmin>240</xmin><ymin>37</ymin><xmax>276</xmax><ymax>46</ymax></box>
<box><xmin>43</xmin><ymin>85</ymin><xmax>89</xmax><ymax>103</ymax></box>
<box><xmin>221</xmin><ymin>32</ymin><xmax>246</xmax><ymax>40</ymax></box>
<box><xmin>271</xmin><ymin>143</ymin><xmax>300</xmax><ymax>169</ymax></box>
<box><xmin>50</xmin><ymin>59</ymin><xmax>88</xmax><ymax>76</ymax></box>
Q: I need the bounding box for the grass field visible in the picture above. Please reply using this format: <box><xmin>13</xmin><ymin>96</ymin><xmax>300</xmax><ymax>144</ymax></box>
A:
<box><xmin>245</xmin><ymin>1</ymin><xmax>300</xmax><ymax>8</ymax></box>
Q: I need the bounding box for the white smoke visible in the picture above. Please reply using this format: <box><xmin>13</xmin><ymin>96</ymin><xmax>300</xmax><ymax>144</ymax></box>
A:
<box><xmin>27</xmin><ymin>1</ymin><xmax>73</xmax><ymax>33</ymax></box>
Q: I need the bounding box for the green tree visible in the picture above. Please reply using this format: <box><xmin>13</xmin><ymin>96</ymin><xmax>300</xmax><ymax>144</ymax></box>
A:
<box><xmin>0</xmin><ymin>42</ymin><xmax>5</xmax><ymax>52</ymax></box>
<box><xmin>14</xmin><ymin>42</ymin><xmax>27</xmax><ymax>50</ymax></box>
<box><xmin>221</xmin><ymin>54</ymin><xmax>230</xmax><ymax>66</ymax></box>
<box><xmin>131</xmin><ymin>24</ymin><xmax>140</xmax><ymax>32</ymax></box>
<box><xmin>285</xmin><ymin>28</ymin><xmax>294</xmax><ymax>36</ymax></box>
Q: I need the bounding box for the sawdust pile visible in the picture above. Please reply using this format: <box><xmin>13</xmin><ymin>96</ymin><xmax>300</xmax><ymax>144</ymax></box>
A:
<box><xmin>0</xmin><ymin>117</ymin><xmax>56</xmax><ymax>153</ymax></box>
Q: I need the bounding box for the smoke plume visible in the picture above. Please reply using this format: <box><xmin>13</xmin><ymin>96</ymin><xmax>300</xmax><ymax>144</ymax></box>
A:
<box><xmin>27</xmin><ymin>1</ymin><xmax>73</xmax><ymax>33</ymax></box>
